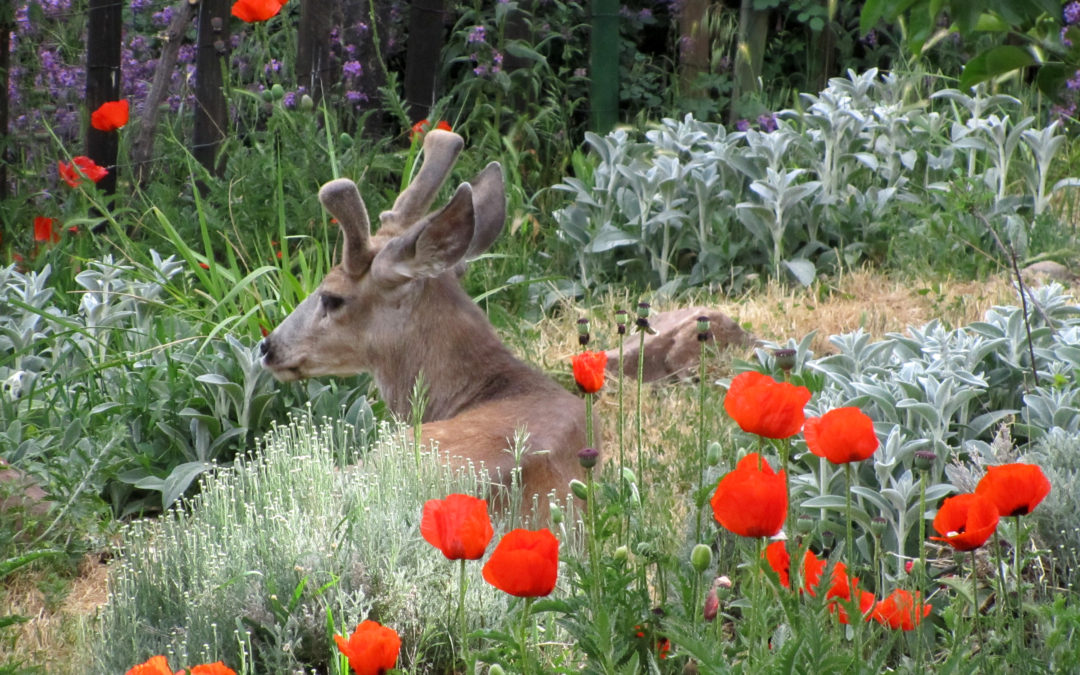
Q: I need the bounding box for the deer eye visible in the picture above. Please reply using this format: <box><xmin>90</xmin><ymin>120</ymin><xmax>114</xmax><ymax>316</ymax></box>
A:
<box><xmin>320</xmin><ymin>292</ymin><xmax>345</xmax><ymax>313</ymax></box>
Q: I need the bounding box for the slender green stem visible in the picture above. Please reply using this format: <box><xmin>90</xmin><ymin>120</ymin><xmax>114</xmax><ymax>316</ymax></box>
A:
<box><xmin>694</xmin><ymin>339</ymin><xmax>707</xmax><ymax>544</ymax></box>
<box><xmin>918</xmin><ymin>471</ymin><xmax>928</xmax><ymax>590</ymax></box>
<box><xmin>635</xmin><ymin>327</ymin><xmax>647</xmax><ymax>500</ymax></box>
<box><xmin>519</xmin><ymin>597</ymin><xmax>535</xmax><ymax>675</ymax></box>
<box><xmin>970</xmin><ymin>548</ymin><xmax>981</xmax><ymax>649</ymax></box>
<box><xmin>458</xmin><ymin>558</ymin><xmax>470</xmax><ymax>675</ymax></box>
<box><xmin>618</xmin><ymin>329</ymin><xmax>628</xmax><ymax>543</ymax></box>
<box><xmin>1013</xmin><ymin>515</ymin><xmax>1024</xmax><ymax>654</ymax></box>
<box><xmin>845</xmin><ymin>463</ymin><xmax>854</xmax><ymax>569</ymax></box>
<box><xmin>992</xmin><ymin>531</ymin><xmax>1007</xmax><ymax>618</ymax></box>
<box><xmin>585</xmin><ymin>393</ymin><xmax>594</xmax><ymax>449</ymax></box>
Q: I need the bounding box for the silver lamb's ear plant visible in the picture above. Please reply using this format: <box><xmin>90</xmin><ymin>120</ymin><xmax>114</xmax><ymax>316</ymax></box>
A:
<box><xmin>260</xmin><ymin>130</ymin><xmax>588</xmax><ymax>520</ymax></box>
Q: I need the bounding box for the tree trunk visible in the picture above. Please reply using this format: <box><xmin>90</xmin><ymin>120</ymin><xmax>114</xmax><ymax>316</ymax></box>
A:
<box><xmin>130</xmin><ymin>0</ymin><xmax>196</xmax><ymax>185</ymax></box>
<box><xmin>0</xmin><ymin>4</ymin><xmax>11</xmax><ymax>201</ymax></box>
<box><xmin>590</xmin><ymin>0</ymin><xmax>619</xmax><ymax>133</ymax></box>
<box><xmin>403</xmin><ymin>0</ymin><xmax>446</xmax><ymax>122</ymax></box>
<box><xmin>678</xmin><ymin>0</ymin><xmax>710</xmax><ymax>98</ymax></box>
<box><xmin>730</xmin><ymin>0</ymin><xmax>769</xmax><ymax>125</ymax></box>
<box><xmin>297</xmin><ymin>0</ymin><xmax>339</xmax><ymax>101</ymax></box>
<box><xmin>85</xmin><ymin>0</ymin><xmax>123</xmax><ymax>194</ymax></box>
<box><xmin>192</xmin><ymin>0</ymin><xmax>230</xmax><ymax>177</ymax></box>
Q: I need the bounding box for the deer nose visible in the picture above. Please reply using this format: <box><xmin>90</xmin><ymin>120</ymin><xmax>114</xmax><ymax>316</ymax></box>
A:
<box><xmin>258</xmin><ymin>338</ymin><xmax>272</xmax><ymax>360</ymax></box>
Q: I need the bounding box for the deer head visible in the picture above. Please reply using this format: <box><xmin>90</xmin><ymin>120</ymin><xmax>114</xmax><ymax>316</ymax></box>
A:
<box><xmin>259</xmin><ymin>130</ymin><xmax>506</xmax><ymax>404</ymax></box>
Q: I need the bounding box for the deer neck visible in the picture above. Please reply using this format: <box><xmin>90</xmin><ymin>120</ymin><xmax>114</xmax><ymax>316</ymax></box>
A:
<box><xmin>372</xmin><ymin>276</ymin><xmax>531</xmax><ymax>422</ymax></box>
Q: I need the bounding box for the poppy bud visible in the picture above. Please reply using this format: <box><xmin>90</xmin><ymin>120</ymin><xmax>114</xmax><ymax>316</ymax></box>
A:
<box><xmin>773</xmin><ymin>348</ymin><xmax>797</xmax><ymax>372</ymax></box>
<box><xmin>691</xmin><ymin>544</ymin><xmax>712</xmax><ymax>573</ymax></box>
<box><xmin>703</xmin><ymin>586</ymin><xmax>719</xmax><ymax>622</ymax></box>
<box><xmin>795</xmin><ymin>514</ymin><xmax>815</xmax><ymax>535</ymax></box>
<box><xmin>300</xmin><ymin>94</ymin><xmax>314</xmax><ymax>111</ymax></box>
<box><xmin>339</xmin><ymin>132</ymin><xmax>354</xmax><ymax>148</ymax></box>
<box><xmin>260</xmin><ymin>88</ymin><xmax>274</xmax><ymax>102</ymax></box>
<box><xmin>706</xmin><ymin>441</ymin><xmax>722</xmax><ymax>466</ymax></box>
<box><xmin>577</xmin><ymin>447</ymin><xmax>599</xmax><ymax>469</ymax></box>
<box><xmin>489</xmin><ymin>666</ymin><xmax>506</xmax><ymax>675</ymax></box>
<box><xmin>271</xmin><ymin>83</ymin><xmax>285</xmax><ymax>100</ymax></box>
<box><xmin>577</xmin><ymin>317</ymin><xmax>590</xmax><ymax>346</ymax></box>
<box><xmin>913</xmin><ymin>450</ymin><xmax>936</xmax><ymax>472</ymax></box>
<box><xmin>870</xmin><ymin>517</ymin><xmax>887</xmax><ymax>536</ymax></box>
<box><xmin>614</xmin><ymin>545</ymin><xmax>628</xmax><ymax>562</ymax></box>
<box><xmin>569</xmin><ymin>479</ymin><xmax>588</xmax><ymax>501</ymax></box>
<box><xmin>549</xmin><ymin>503</ymin><xmax>564</xmax><ymax>524</ymax></box>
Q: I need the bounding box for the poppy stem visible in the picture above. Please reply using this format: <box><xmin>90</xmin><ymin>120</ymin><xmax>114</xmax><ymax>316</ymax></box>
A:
<box><xmin>1013</xmin><ymin>515</ymin><xmax>1023</xmax><ymax>654</ymax></box>
<box><xmin>845</xmin><ymin>463</ymin><xmax>854</xmax><ymax>572</ymax></box>
<box><xmin>635</xmin><ymin>324</ymin><xmax>647</xmax><ymax>501</ymax></box>
<box><xmin>970</xmin><ymin>548</ymin><xmax>981</xmax><ymax>649</ymax></box>
<box><xmin>992</xmin><ymin>531</ymin><xmax>1007</xmax><ymax>618</ymax></box>
<box><xmin>695</xmin><ymin>337</ymin><xmax>707</xmax><ymax>544</ymax></box>
<box><xmin>585</xmin><ymin>392</ymin><xmax>594</xmax><ymax>449</ymax></box>
<box><xmin>458</xmin><ymin>558</ymin><xmax>471</xmax><ymax>674</ymax></box>
<box><xmin>617</xmin><ymin>322</ymin><xmax>628</xmax><ymax>543</ymax></box>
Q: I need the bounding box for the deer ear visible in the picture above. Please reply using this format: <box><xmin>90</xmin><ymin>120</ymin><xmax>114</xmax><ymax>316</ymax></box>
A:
<box><xmin>463</xmin><ymin>162</ymin><xmax>505</xmax><ymax>260</ymax></box>
<box><xmin>371</xmin><ymin>183</ymin><xmax>475</xmax><ymax>284</ymax></box>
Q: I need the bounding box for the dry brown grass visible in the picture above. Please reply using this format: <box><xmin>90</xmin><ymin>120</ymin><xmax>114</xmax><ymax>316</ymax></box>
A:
<box><xmin>1</xmin><ymin>555</ymin><xmax>108</xmax><ymax>673</ymax></box>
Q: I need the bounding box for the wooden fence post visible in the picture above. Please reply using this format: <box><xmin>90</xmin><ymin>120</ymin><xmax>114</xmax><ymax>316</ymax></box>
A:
<box><xmin>590</xmin><ymin>0</ymin><xmax>619</xmax><ymax>133</ymax></box>
<box><xmin>403</xmin><ymin>0</ymin><xmax>446</xmax><ymax>122</ymax></box>
<box><xmin>85</xmin><ymin>0</ymin><xmax>123</xmax><ymax>194</ymax></box>
<box><xmin>192</xmin><ymin>0</ymin><xmax>230</xmax><ymax>176</ymax></box>
<box><xmin>297</xmin><ymin>0</ymin><xmax>338</xmax><ymax>101</ymax></box>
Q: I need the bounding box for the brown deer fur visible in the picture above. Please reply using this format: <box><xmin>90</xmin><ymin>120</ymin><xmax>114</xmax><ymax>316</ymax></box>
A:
<box><xmin>260</xmin><ymin>130</ymin><xmax>587</xmax><ymax>515</ymax></box>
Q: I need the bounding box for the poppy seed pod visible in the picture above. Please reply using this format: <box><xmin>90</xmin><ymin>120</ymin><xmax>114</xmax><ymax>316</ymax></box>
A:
<box><xmin>773</xmin><ymin>348</ymin><xmax>797</xmax><ymax>372</ymax></box>
<box><xmin>691</xmin><ymin>544</ymin><xmax>713</xmax><ymax>573</ymax></box>
<box><xmin>913</xmin><ymin>450</ymin><xmax>936</xmax><ymax>472</ymax></box>
<box><xmin>578</xmin><ymin>447</ymin><xmax>599</xmax><ymax>469</ymax></box>
<box><xmin>570</xmin><ymin>479</ymin><xmax>589</xmax><ymax>501</ymax></box>
<box><xmin>706</xmin><ymin>440</ymin><xmax>722</xmax><ymax>466</ymax></box>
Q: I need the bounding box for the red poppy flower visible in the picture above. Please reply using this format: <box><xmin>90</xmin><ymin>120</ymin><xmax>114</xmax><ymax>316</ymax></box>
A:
<box><xmin>90</xmin><ymin>99</ymin><xmax>129</xmax><ymax>131</ymax></box>
<box><xmin>334</xmin><ymin>620</ymin><xmax>401</xmax><ymax>675</ymax></box>
<box><xmin>125</xmin><ymin>655</ymin><xmax>173</xmax><ymax>675</ymax></box>
<box><xmin>872</xmin><ymin>588</ymin><xmax>931</xmax><ymax>631</ymax></box>
<box><xmin>482</xmin><ymin>528</ymin><xmax>560</xmax><ymax>597</ymax></box>
<box><xmin>572</xmin><ymin>350</ymin><xmax>607</xmax><ymax>394</ymax></box>
<box><xmin>931</xmin><ymin>493</ymin><xmax>1000</xmax><ymax>551</ymax></box>
<box><xmin>710</xmin><ymin>453</ymin><xmax>787</xmax><ymax>538</ymax></box>
<box><xmin>803</xmin><ymin>407</ymin><xmax>879</xmax><ymax>464</ymax></box>
<box><xmin>188</xmin><ymin>663</ymin><xmax>237</xmax><ymax>675</ymax></box>
<box><xmin>800</xmin><ymin>550</ymin><xmax>858</xmax><ymax>602</ymax></box>
<box><xmin>231</xmin><ymin>0</ymin><xmax>286</xmax><ymax>22</ymax></box>
<box><xmin>33</xmin><ymin>216</ymin><xmax>59</xmax><ymax>243</ymax></box>
<box><xmin>421</xmin><ymin>493</ymin><xmax>494</xmax><ymax>560</ymax></box>
<box><xmin>764</xmin><ymin>540</ymin><xmax>790</xmax><ymax>587</ymax></box>
<box><xmin>974</xmin><ymin>463</ymin><xmax>1051</xmax><ymax>517</ymax></box>
<box><xmin>58</xmin><ymin>156</ymin><xmax>108</xmax><ymax>187</ymax></box>
<box><xmin>434</xmin><ymin>120</ymin><xmax>452</xmax><ymax>132</ymax></box>
<box><xmin>410</xmin><ymin>119</ymin><xmax>430</xmax><ymax>139</ymax></box>
<box><xmin>831</xmin><ymin>588</ymin><xmax>876</xmax><ymax>625</ymax></box>
<box><xmin>724</xmin><ymin>371</ymin><xmax>811</xmax><ymax>439</ymax></box>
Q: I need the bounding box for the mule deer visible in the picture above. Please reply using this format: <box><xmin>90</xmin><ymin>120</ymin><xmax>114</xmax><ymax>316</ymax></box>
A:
<box><xmin>260</xmin><ymin>130</ymin><xmax>588</xmax><ymax>514</ymax></box>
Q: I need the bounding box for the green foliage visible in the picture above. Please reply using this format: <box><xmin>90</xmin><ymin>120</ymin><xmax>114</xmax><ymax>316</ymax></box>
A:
<box><xmin>88</xmin><ymin>415</ymin><xmax>519</xmax><ymax>674</ymax></box>
<box><xmin>551</xmin><ymin>70</ymin><xmax>1080</xmax><ymax>296</ymax></box>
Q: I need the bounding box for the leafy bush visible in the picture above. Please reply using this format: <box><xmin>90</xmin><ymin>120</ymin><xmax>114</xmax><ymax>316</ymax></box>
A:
<box><xmin>552</xmin><ymin>70</ymin><xmax>1080</xmax><ymax>295</ymax></box>
<box><xmin>89</xmin><ymin>414</ymin><xmax>534</xmax><ymax>674</ymax></box>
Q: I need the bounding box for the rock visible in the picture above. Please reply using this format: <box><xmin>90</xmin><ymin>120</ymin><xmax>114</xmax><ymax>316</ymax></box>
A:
<box><xmin>1022</xmin><ymin>260</ymin><xmax>1074</xmax><ymax>283</ymax></box>
<box><xmin>604</xmin><ymin>307</ymin><xmax>753</xmax><ymax>382</ymax></box>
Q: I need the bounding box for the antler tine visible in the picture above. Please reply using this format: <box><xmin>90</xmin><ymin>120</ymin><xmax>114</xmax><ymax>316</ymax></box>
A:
<box><xmin>379</xmin><ymin>129</ymin><xmax>465</xmax><ymax>234</ymax></box>
<box><xmin>319</xmin><ymin>178</ymin><xmax>372</xmax><ymax>275</ymax></box>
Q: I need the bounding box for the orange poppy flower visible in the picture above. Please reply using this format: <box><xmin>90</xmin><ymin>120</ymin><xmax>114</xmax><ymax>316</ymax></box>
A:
<box><xmin>58</xmin><ymin>156</ymin><xmax>108</xmax><ymax>187</ymax></box>
<box><xmin>482</xmin><ymin>528</ymin><xmax>560</xmax><ymax>597</ymax></box>
<box><xmin>572</xmin><ymin>350</ymin><xmax>607</xmax><ymax>394</ymax></box>
<box><xmin>830</xmin><ymin>588</ymin><xmax>876</xmax><ymax>625</ymax></box>
<box><xmin>231</xmin><ymin>0</ymin><xmax>286</xmax><ymax>22</ymax></box>
<box><xmin>33</xmin><ymin>216</ymin><xmax>59</xmax><ymax>243</ymax></box>
<box><xmin>872</xmin><ymin>588</ymin><xmax>931</xmax><ymax>631</ymax></box>
<box><xmin>931</xmin><ymin>493</ymin><xmax>1000</xmax><ymax>551</ymax></box>
<box><xmin>803</xmin><ymin>407</ymin><xmax>879</xmax><ymax>464</ymax></box>
<box><xmin>710</xmin><ymin>452</ymin><xmax>787</xmax><ymax>538</ymax></box>
<box><xmin>974</xmin><ymin>463</ymin><xmax>1051</xmax><ymax>517</ymax></box>
<box><xmin>125</xmin><ymin>655</ymin><xmax>174</xmax><ymax>675</ymax></box>
<box><xmin>764</xmin><ymin>540</ymin><xmax>790</xmax><ymax>587</ymax></box>
<box><xmin>724</xmin><ymin>371</ymin><xmax>811</xmax><ymax>439</ymax></box>
<box><xmin>334</xmin><ymin>620</ymin><xmax>401</xmax><ymax>675</ymax></box>
<box><xmin>421</xmin><ymin>493</ymin><xmax>494</xmax><ymax>560</ymax></box>
<box><xmin>188</xmin><ymin>663</ymin><xmax>237</xmax><ymax>675</ymax></box>
<box><xmin>90</xmin><ymin>99</ymin><xmax>129</xmax><ymax>131</ymax></box>
<box><xmin>410</xmin><ymin>119</ymin><xmax>452</xmax><ymax>140</ymax></box>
